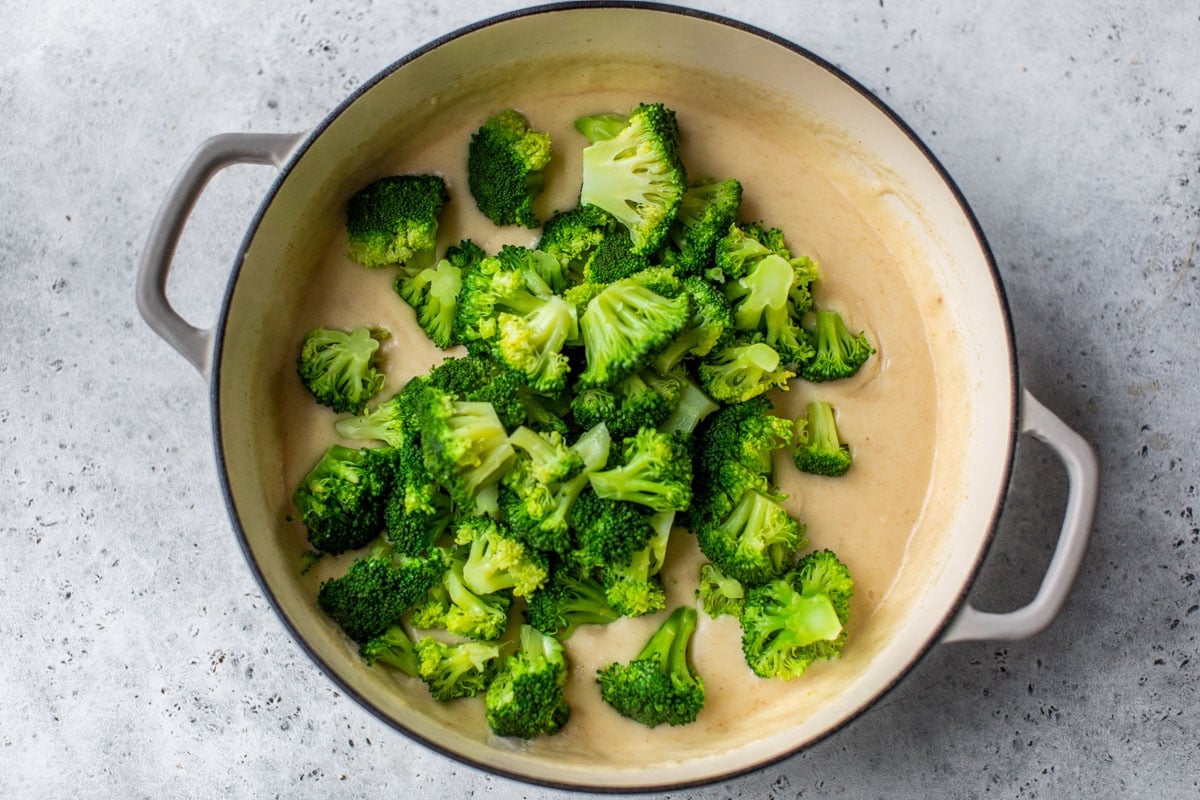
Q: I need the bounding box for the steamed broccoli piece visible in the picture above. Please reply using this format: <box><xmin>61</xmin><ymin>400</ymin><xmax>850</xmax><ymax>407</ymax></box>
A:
<box><xmin>724</xmin><ymin>253</ymin><xmax>813</xmax><ymax>365</ymax></box>
<box><xmin>383</xmin><ymin>439</ymin><xmax>454</xmax><ymax>556</ymax></box>
<box><xmin>578</xmin><ymin>103</ymin><xmax>686</xmax><ymax>256</ymax></box>
<box><xmin>794</xmin><ymin>400</ymin><xmax>853</xmax><ymax>477</ymax></box>
<box><xmin>453</xmin><ymin>246</ymin><xmax>556</xmax><ymax>353</ymax></box>
<box><xmin>296</xmin><ymin>327</ymin><xmax>389</xmax><ymax>414</ymax></box>
<box><xmin>787</xmin><ymin>255</ymin><xmax>821</xmax><ymax>318</ymax></box>
<box><xmin>415</xmin><ymin>636</ymin><xmax>502</xmax><ymax>701</ymax></box>
<box><xmin>582</xmin><ymin>226</ymin><xmax>650</xmax><ymax>285</ymax></box>
<box><xmin>596</xmin><ymin>606</ymin><xmax>705</xmax><ymax>727</ymax></box>
<box><xmin>524</xmin><ymin>563</ymin><xmax>621</xmax><ymax>639</ymax></box>
<box><xmin>499</xmin><ymin>422</ymin><xmax>612</xmax><ymax>555</ymax></box>
<box><xmin>335</xmin><ymin>391</ymin><xmax>409</xmax><ymax>448</ymax></box>
<box><xmin>694</xmin><ymin>396</ymin><xmax>795</xmax><ymax>479</ymax></box>
<box><xmin>395</xmin><ymin>239</ymin><xmax>483</xmax><ymax>348</ymax></box>
<box><xmin>416</xmin><ymin>384</ymin><xmax>515</xmax><ymax>508</ymax></box>
<box><xmin>467</xmin><ymin>109</ymin><xmax>552</xmax><ymax>228</ymax></box>
<box><xmin>800</xmin><ymin>309</ymin><xmax>875</xmax><ymax>382</ymax></box>
<box><xmin>696</xmin><ymin>562</ymin><xmax>746</xmax><ymax>619</ymax></box>
<box><xmin>574</xmin><ymin>112</ymin><xmax>630</xmax><ymax>143</ymax></box>
<box><xmin>660</xmin><ymin>374</ymin><xmax>720</xmax><ymax>437</ymax></box>
<box><xmin>694</xmin><ymin>488</ymin><xmax>807</xmax><ymax>586</ymax></box>
<box><xmin>424</xmin><ymin>353</ymin><xmax>527</xmax><ymax>431</ymax></box>
<box><xmin>697</xmin><ymin>342</ymin><xmax>795</xmax><ymax>404</ymax></box>
<box><xmin>538</xmin><ymin>204</ymin><xmax>611</xmax><ymax>278</ymax></box>
<box><xmin>569</xmin><ymin>488</ymin><xmax>656</xmax><ymax>571</ymax></box>
<box><xmin>740</xmin><ymin>549</ymin><xmax>854</xmax><ymax>680</ymax></box>
<box><xmin>345</xmin><ymin>174</ymin><xmax>449</xmax><ymax>268</ymax></box>
<box><xmin>495</xmin><ymin>293</ymin><xmax>578</xmax><ymax>394</ymax></box>
<box><xmin>569</xmin><ymin>370</ymin><xmax>680</xmax><ymax>440</ymax></box>
<box><xmin>316</xmin><ymin>542</ymin><xmax>446</xmax><ymax>642</ymax></box>
<box><xmin>712</xmin><ymin>221</ymin><xmax>788</xmax><ymax>282</ymax></box>
<box><xmin>577</xmin><ymin>277</ymin><xmax>692</xmax><ymax>389</ymax></box>
<box><xmin>664</xmin><ymin>178</ymin><xmax>743</xmax><ymax>275</ymax></box>
<box><xmin>454</xmin><ymin>516</ymin><xmax>549</xmax><ymax>598</ymax></box>
<box><xmin>359</xmin><ymin>624</ymin><xmax>420</xmax><ymax>675</ymax></box>
<box><xmin>509</xmin><ymin>426</ymin><xmax>584</xmax><ymax>485</ymax></box>
<box><xmin>292</xmin><ymin>444</ymin><xmax>393</xmax><ymax>555</ymax></box>
<box><xmin>426</xmin><ymin>550</ymin><xmax>512</xmax><ymax>641</ymax></box>
<box><xmin>601</xmin><ymin>544</ymin><xmax>666</xmax><ymax>618</ymax></box>
<box><xmin>485</xmin><ymin>625</ymin><xmax>571</xmax><ymax>738</ymax></box>
<box><xmin>589</xmin><ymin>427</ymin><xmax>692</xmax><ymax>513</ymax></box>
<box><xmin>650</xmin><ymin>276</ymin><xmax>735</xmax><ymax>374</ymax></box>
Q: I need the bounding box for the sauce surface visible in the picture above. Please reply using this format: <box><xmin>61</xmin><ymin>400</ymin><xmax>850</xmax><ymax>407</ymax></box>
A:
<box><xmin>273</xmin><ymin>63</ymin><xmax>947</xmax><ymax>763</ymax></box>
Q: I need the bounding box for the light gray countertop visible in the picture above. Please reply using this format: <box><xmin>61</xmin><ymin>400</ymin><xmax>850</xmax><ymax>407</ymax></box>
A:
<box><xmin>3</xmin><ymin>1</ymin><xmax>1196</xmax><ymax>797</ymax></box>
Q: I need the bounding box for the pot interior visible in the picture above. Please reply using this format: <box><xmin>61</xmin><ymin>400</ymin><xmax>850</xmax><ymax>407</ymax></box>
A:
<box><xmin>214</xmin><ymin>6</ymin><xmax>1015</xmax><ymax>790</ymax></box>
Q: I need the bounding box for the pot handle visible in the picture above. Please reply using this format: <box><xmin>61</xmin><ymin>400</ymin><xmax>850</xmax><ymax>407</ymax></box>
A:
<box><xmin>136</xmin><ymin>132</ymin><xmax>304</xmax><ymax>380</ymax></box>
<box><xmin>940</xmin><ymin>390</ymin><xmax>1099</xmax><ymax>643</ymax></box>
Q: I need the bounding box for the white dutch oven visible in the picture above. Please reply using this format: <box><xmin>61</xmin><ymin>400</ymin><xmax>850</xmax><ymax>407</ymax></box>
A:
<box><xmin>136</xmin><ymin>3</ymin><xmax>1098</xmax><ymax>791</ymax></box>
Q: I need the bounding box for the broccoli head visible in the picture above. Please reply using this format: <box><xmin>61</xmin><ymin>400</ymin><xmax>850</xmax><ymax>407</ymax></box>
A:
<box><xmin>524</xmin><ymin>562</ymin><xmax>621</xmax><ymax>639</ymax></box>
<box><xmin>696</xmin><ymin>562</ymin><xmax>746</xmax><ymax>619</ymax></box>
<box><xmin>724</xmin><ymin>253</ymin><xmax>813</xmax><ymax>365</ymax></box>
<box><xmin>485</xmin><ymin>625</ymin><xmax>571</xmax><ymax>738</ymax></box>
<box><xmin>395</xmin><ymin>239</ymin><xmax>483</xmax><ymax>349</ymax></box>
<box><xmin>345</xmin><ymin>174</ymin><xmax>448</xmax><ymax>268</ymax></box>
<box><xmin>588</xmin><ymin>427</ymin><xmax>692</xmax><ymax>513</ymax></box>
<box><xmin>578</xmin><ymin>103</ymin><xmax>686</xmax><ymax>256</ymax></box>
<box><xmin>416</xmin><ymin>384</ymin><xmax>515</xmax><ymax>508</ymax></box>
<box><xmin>695</xmin><ymin>487</ymin><xmax>807</xmax><ymax>587</ymax></box>
<box><xmin>577</xmin><ymin>277</ymin><xmax>692</xmax><ymax>389</ymax></box>
<box><xmin>358</xmin><ymin>624</ymin><xmax>420</xmax><ymax>675</ymax></box>
<box><xmin>665</xmin><ymin>178</ymin><xmax>743</xmax><ymax>275</ymax></box>
<box><xmin>651</xmin><ymin>276</ymin><xmax>735</xmax><ymax>375</ymax></box>
<box><xmin>569</xmin><ymin>487</ymin><xmax>656</xmax><ymax>571</ymax></box>
<box><xmin>453</xmin><ymin>246</ymin><xmax>557</xmax><ymax>354</ymax></box>
<box><xmin>494</xmin><ymin>293</ymin><xmax>578</xmax><ymax>394</ymax></box>
<box><xmin>800</xmin><ymin>309</ymin><xmax>875</xmax><ymax>382</ymax></box>
<box><xmin>334</xmin><ymin>391</ymin><xmax>408</xmax><ymax>448</ymax></box>
<box><xmin>740</xmin><ymin>549</ymin><xmax>854</xmax><ymax>680</ymax></box>
<box><xmin>422</xmin><ymin>550</ymin><xmax>512</xmax><ymax>642</ymax></box>
<box><xmin>415</xmin><ymin>636</ymin><xmax>502</xmax><ymax>701</ymax></box>
<box><xmin>296</xmin><ymin>326</ymin><xmax>389</xmax><ymax>414</ymax></box>
<box><xmin>600</xmin><ymin>544</ymin><xmax>667</xmax><ymax>618</ymax></box>
<box><xmin>467</xmin><ymin>109</ymin><xmax>552</xmax><ymax>228</ymax></box>
<box><xmin>596</xmin><ymin>606</ymin><xmax>705</xmax><ymax>727</ymax></box>
<box><xmin>316</xmin><ymin>542</ymin><xmax>446</xmax><ymax>642</ymax></box>
<box><xmin>660</xmin><ymin>373</ymin><xmax>720</xmax><ymax>437</ymax></box>
<box><xmin>697</xmin><ymin>342</ymin><xmax>795</xmax><ymax>404</ymax></box>
<box><xmin>569</xmin><ymin>369</ymin><xmax>680</xmax><ymax>441</ymax></box>
<box><xmin>794</xmin><ymin>400</ymin><xmax>853</xmax><ymax>477</ymax></box>
<box><xmin>383</xmin><ymin>439</ymin><xmax>454</xmax><ymax>556</ymax></box>
<box><xmin>292</xmin><ymin>444</ymin><xmax>393</xmax><ymax>555</ymax></box>
<box><xmin>454</xmin><ymin>516</ymin><xmax>549</xmax><ymax>598</ymax></box>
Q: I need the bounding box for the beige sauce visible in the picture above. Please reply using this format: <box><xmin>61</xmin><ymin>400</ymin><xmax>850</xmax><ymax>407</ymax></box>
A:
<box><xmin>274</xmin><ymin>61</ymin><xmax>946</xmax><ymax>762</ymax></box>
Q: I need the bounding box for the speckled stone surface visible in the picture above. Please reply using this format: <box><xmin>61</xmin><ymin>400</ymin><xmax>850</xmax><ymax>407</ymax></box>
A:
<box><xmin>2</xmin><ymin>1</ymin><xmax>1197</xmax><ymax>797</ymax></box>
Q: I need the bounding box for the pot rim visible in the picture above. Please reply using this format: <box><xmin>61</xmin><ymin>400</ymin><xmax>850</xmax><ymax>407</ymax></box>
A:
<box><xmin>209</xmin><ymin>2</ymin><xmax>1020</xmax><ymax>792</ymax></box>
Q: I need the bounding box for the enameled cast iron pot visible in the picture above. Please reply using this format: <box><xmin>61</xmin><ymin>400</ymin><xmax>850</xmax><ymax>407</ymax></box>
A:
<box><xmin>136</xmin><ymin>4</ymin><xmax>1099</xmax><ymax>791</ymax></box>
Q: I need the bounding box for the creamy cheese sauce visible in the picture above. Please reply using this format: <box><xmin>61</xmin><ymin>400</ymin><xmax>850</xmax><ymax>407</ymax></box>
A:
<box><xmin>272</xmin><ymin>61</ymin><xmax>948</xmax><ymax>762</ymax></box>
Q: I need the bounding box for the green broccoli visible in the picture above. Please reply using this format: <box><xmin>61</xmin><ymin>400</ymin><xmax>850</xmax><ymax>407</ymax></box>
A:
<box><xmin>424</xmin><ymin>353</ymin><xmax>524</xmax><ymax>431</ymax></box>
<box><xmin>415</xmin><ymin>636</ymin><xmax>502</xmax><ymax>701</ymax></box>
<box><xmin>316</xmin><ymin>541</ymin><xmax>446</xmax><ymax>642</ymax></box>
<box><xmin>494</xmin><ymin>293</ymin><xmax>578</xmax><ymax>394</ymax></box>
<box><xmin>660</xmin><ymin>373</ymin><xmax>720</xmax><ymax>437</ymax></box>
<box><xmin>334</xmin><ymin>391</ymin><xmax>408</xmax><ymax>448</ymax></box>
<box><xmin>569</xmin><ymin>488</ymin><xmax>656</xmax><ymax>571</ymax></box>
<box><xmin>296</xmin><ymin>326</ymin><xmax>389</xmax><ymax>414</ymax></box>
<box><xmin>453</xmin><ymin>246</ymin><xmax>557</xmax><ymax>354</ymax></box>
<box><xmin>467</xmin><ymin>109</ymin><xmax>552</xmax><ymax>228</ymax></box>
<box><xmin>569</xmin><ymin>370</ymin><xmax>680</xmax><ymax>440</ymax></box>
<box><xmin>723</xmin><ymin>252</ymin><xmax>813</xmax><ymax>365</ymax></box>
<box><xmin>395</xmin><ymin>239</ymin><xmax>483</xmax><ymax>349</ymax></box>
<box><xmin>416</xmin><ymin>384</ymin><xmax>515</xmax><ymax>509</ymax></box>
<box><xmin>578</xmin><ymin>103</ymin><xmax>687</xmax><ymax>256</ymax></box>
<box><xmin>523</xmin><ymin>563</ymin><xmax>621</xmax><ymax>639</ymax></box>
<box><xmin>800</xmin><ymin>309</ymin><xmax>874</xmax><ymax>382</ymax></box>
<box><xmin>740</xmin><ymin>549</ymin><xmax>854</xmax><ymax>680</ymax></box>
<box><xmin>596</xmin><ymin>606</ymin><xmax>705</xmax><ymax>727</ymax></box>
<box><xmin>345</xmin><ymin>174</ymin><xmax>448</xmax><ymax>268</ymax></box>
<box><xmin>650</xmin><ymin>276</ymin><xmax>735</xmax><ymax>374</ymax></box>
<box><xmin>697</xmin><ymin>342</ymin><xmax>795</xmax><ymax>404</ymax></box>
<box><xmin>794</xmin><ymin>400</ymin><xmax>853</xmax><ymax>477</ymax></box>
<box><xmin>508</xmin><ymin>426</ymin><xmax>584</xmax><ymax>485</ymax></box>
<box><xmin>664</xmin><ymin>178</ymin><xmax>743</xmax><ymax>275</ymax></box>
<box><xmin>601</xmin><ymin>544</ymin><xmax>667</xmax><ymax>618</ymax></box>
<box><xmin>454</xmin><ymin>516</ymin><xmax>549</xmax><ymax>598</ymax></box>
<box><xmin>694</xmin><ymin>487</ymin><xmax>807</xmax><ymax>586</ymax></box>
<box><xmin>692</xmin><ymin>396</ymin><xmax>795</xmax><ymax>481</ymax></box>
<box><xmin>588</xmin><ymin>427</ymin><xmax>692</xmax><ymax>513</ymax></box>
<box><xmin>577</xmin><ymin>277</ymin><xmax>692</xmax><ymax>389</ymax></box>
<box><xmin>696</xmin><ymin>562</ymin><xmax>746</xmax><ymax>619</ymax></box>
<box><xmin>574</xmin><ymin>112</ymin><xmax>630</xmax><ymax>143</ymax></box>
<box><xmin>582</xmin><ymin>226</ymin><xmax>651</xmax><ymax>285</ymax></box>
<box><xmin>358</xmin><ymin>624</ymin><xmax>420</xmax><ymax>675</ymax></box>
<box><xmin>383</xmin><ymin>438</ymin><xmax>454</xmax><ymax>556</ymax></box>
<box><xmin>416</xmin><ymin>550</ymin><xmax>511</xmax><ymax>641</ymax></box>
<box><xmin>292</xmin><ymin>444</ymin><xmax>393</xmax><ymax>555</ymax></box>
<box><xmin>538</xmin><ymin>204</ymin><xmax>612</xmax><ymax>281</ymax></box>
<box><xmin>485</xmin><ymin>625</ymin><xmax>571</xmax><ymax>738</ymax></box>
<box><xmin>712</xmin><ymin>221</ymin><xmax>789</xmax><ymax>282</ymax></box>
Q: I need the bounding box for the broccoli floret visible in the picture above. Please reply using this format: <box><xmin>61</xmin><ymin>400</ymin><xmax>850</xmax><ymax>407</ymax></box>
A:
<box><xmin>693</xmin><ymin>396</ymin><xmax>795</xmax><ymax>480</ymax></box>
<box><xmin>569</xmin><ymin>488</ymin><xmax>656</xmax><ymax>571</ymax></box>
<box><xmin>499</xmin><ymin>423</ymin><xmax>612</xmax><ymax>555</ymax></box>
<box><xmin>601</xmin><ymin>544</ymin><xmax>666</xmax><ymax>618</ymax></box>
<box><xmin>334</xmin><ymin>391</ymin><xmax>408</xmax><ymax>448</ymax></box>
<box><xmin>296</xmin><ymin>327</ymin><xmax>389</xmax><ymax>414</ymax></box>
<box><xmin>740</xmin><ymin>549</ymin><xmax>854</xmax><ymax>679</ymax></box>
<box><xmin>788</xmin><ymin>255</ymin><xmax>821</xmax><ymax>318</ymax></box>
<box><xmin>292</xmin><ymin>444</ymin><xmax>393</xmax><ymax>555</ymax></box>
<box><xmin>383</xmin><ymin>439</ymin><xmax>454</xmax><ymax>556</ymax></box>
<box><xmin>495</xmin><ymin>293</ymin><xmax>578</xmax><ymax>394</ymax></box>
<box><xmin>596</xmin><ymin>606</ymin><xmax>705</xmax><ymax>727</ymax></box>
<box><xmin>582</xmin><ymin>226</ymin><xmax>650</xmax><ymax>285</ymax></box>
<box><xmin>711</xmin><ymin>221</ymin><xmax>789</xmax><ymax>282</ymax></box>
<box><xmin>660</xmin><ymin>373</ymin><xmax>720</xmax><ymax>437</ymax></box>
<box><xmin>316</xmin><ymin>542</ymin><xmax>446</xmax><ymax>642</ymax></box>
<box><xmin>453</xmin><ymin>246</ymin><xmax>557</xmax><ymax>354</ymax></box>
<box><xmin>508</xmin><ymin>426</ymin><xmax>584</xmax><ymax>485</ymax></box>
<box><xmin>416</xmin><ymin>384</ymin><xmax>515</xmax><ymax>509</ymax></box>
<box><xmin>577</xmin><ymin>277</ymin><xmax>692</xmax><ymax>389</ymax></box>
<box><xmin>650</xmin><ymin>276</ymin><xmax>735</xmax><ymax>374</ymax></box>
<box><xmin>569</xmin><ymin>370</ymin><xmax>679</xmax><ymax>440</ymax></box>
<box><xmin>524</xmin><ymin>563</ymin><xmax>620</xmax><ymax>639</ymax></box>
<box><xmin>359</xmin><ymin>624</ymin><xmax>420</xmax><ymax>675</ymax></box>
<box><xmin>800</xmin><ymin>309</ymin><xmax>875</xmax><ymax>382</ymax></box>
<box><xmin>395</xmin><ymin>239</ymin><xmax>483</xmax><ymax>348</ymax></box>
<box><xmin>696</xmin><ymin>562</ymin><xmax>746</xmax><ymax>619</ymax></box>
<box><xmin>467</xmin><ymin>109</ymin><xmax>552</xmax><ymax>228</ymax></box>
<box><xmin>589</xmin><ymin>427</ymin><xmax>692</xmax><ymax>513</ymax></box>
<box><xmin>574</xmin><ymin>112</ymin><xmax>630</xmax><ymax>143</ymax></box>
<box><xmin>724</xmin><ymin>253</ymin><xmax>813</xmax><ymax>365</ymax></box>
<box><xmin>424</xmin><ymin>353</ymin><xmax>525</xmax><ymax>430</ymax></box>
<box><xmin>538</xmin><ymin>204</ymin><xmax>611</xmax><ymax>274</ymax></box>
<box><xmin>694</xmin><ymin>488</ymin><xmax>807</xmax><ymax>587</ymax></box>
<box><xmin>454</xmin><ymin>516</ymin><xmax>549</xmax><ymax>598</ymax></box>
<box><xmin>415</xmin><ymin>636</ymin><xmax>502</xmax><ymax>701</ymax></box>
<box><xmin>794</xmin><ymin>400</ymin><xmax>853</xmax><ymax>477</ymax></box>
<box><xmin>345</xmin><ymin>174</ymin><xmax>448</xmax><ymax>268</ymax></box>
<box><xmin>485</xmin><ymin>625</ymin><xmax>571</xmax><ymax>738</ymax></box>
<box><xmin>578</xmin><ymin>103</ymin><xmax>686</xmax><ymax>256</ymax></box>
<box><xmin>423</xmin><ymin>550</ymin><xmax>512</xmax><ymax>641</ymax></box>
<box><xmin>665</xmin><ymin>178</ymin><xmax>743</xmax><ymax>275</ymax></box>
<box><xmin>697</xmin><ymin>342</ymin><xmax>795</xmax><ymax>404</ymax></box>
